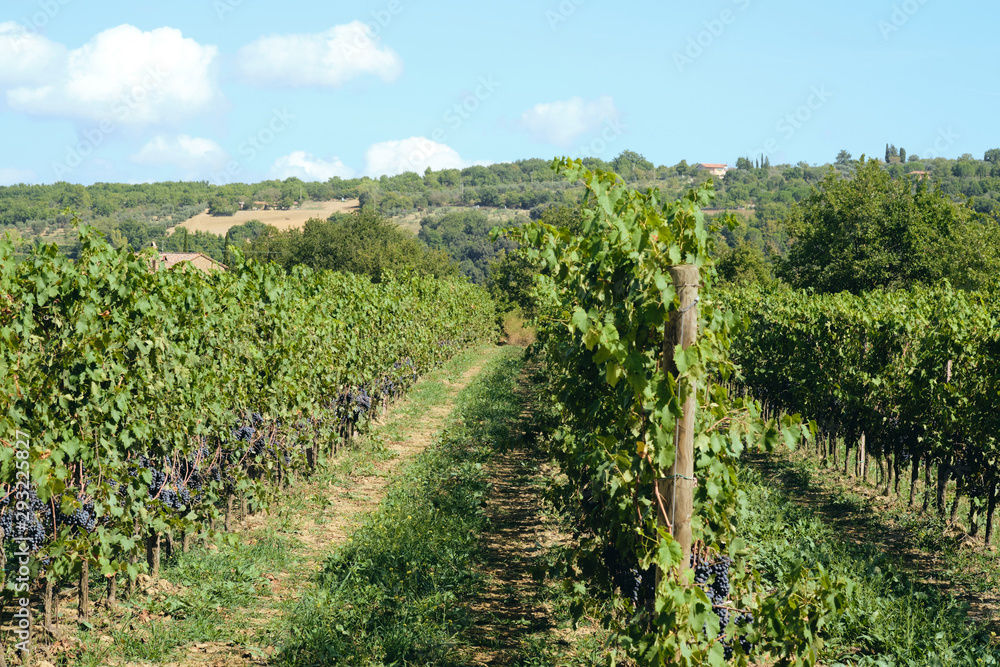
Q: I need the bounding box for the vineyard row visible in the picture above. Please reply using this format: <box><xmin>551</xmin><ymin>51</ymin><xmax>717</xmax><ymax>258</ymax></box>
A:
<box><xmin>722</xmin><ymin>285</ymin><xmax>1000</xmax><ymax>540</ymax></box>
<box><xmin>0</xmin><ymin>226</ymin><xmax>497</xmax><ymax>636</ymax></box>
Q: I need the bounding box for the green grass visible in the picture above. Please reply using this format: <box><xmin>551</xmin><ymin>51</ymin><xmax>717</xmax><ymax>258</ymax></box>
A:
<box><xmin>739</xmin><ymin>464</ymin><xmax>1000</xmax><ymax>666</ymax></box>
<box><xmin>74</xmin><ymin>532</ymin><xmax>296</xmax><ymax>665</ymax></box>
<box><xmin>276</xmin><ymin>348</ymin><xmax>527</xmax><ymax>666</ymax></box>
<box><xmin>757</xmin><ymin>450</ymin><xmax>1000</xmax><ymax>595</ymax></box>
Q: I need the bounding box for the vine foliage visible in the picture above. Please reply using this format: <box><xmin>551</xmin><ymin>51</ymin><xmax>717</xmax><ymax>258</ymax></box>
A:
<box><xmin>507</xmin><ymin>159</ymin><xmax>845</xmax><ymax>666</ymax></box>
<box><xmin>0</xmin><ymin>221</ymin><xmax>496</xmax><ymax>623</ymax></box>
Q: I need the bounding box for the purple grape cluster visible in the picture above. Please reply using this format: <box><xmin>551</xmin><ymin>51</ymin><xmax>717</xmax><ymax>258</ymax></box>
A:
<box><xmin>58</xmin><ymin>503</ymin><xmax>97</xmax><ymax>533</ymax></box>
<box><xmin>692</xmin><ymin>553</ymin><xmax>753</xmax><ymax>660</ymax></box>
<box><xmin>0</xmin><ymin>487</ymin><xmax>49</xmax><ymax>553</ymax></box>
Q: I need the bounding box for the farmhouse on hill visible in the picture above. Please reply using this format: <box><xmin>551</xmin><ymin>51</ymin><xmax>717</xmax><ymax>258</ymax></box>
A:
<box><xmin>694</xmin><ymin>163</ymin><xmax>730</xmax><ymax>178</ymax></box>
<box><xmin>150</xmin><ymin>247</ymin><xmax>228</xmax><ymax>274</ymax></box>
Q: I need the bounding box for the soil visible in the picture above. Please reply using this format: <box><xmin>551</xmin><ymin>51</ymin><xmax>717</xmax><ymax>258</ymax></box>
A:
<box><xmin>176</xmin><ymin>199</ymin><xmax>359</xmax><ymax>236</ymax></box>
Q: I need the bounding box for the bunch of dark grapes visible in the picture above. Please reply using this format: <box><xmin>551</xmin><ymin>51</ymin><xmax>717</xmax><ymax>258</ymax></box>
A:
<box><xmin>58</xmin><ymin>503</ymin><xmax>97</xmax><ymax>533</ymax></box>
<box><xmin>0</xmin><ymin>488</ymin><xmax>50</xmax><ymax>553</ymax></box>
<box><xmin>733</xmin><ymin>613</ymin><xmax>754</xmax><ymax>656</ymax></box>
<box><xmin>232</xmin><ymin>424</ymin><xmax>256</xmax><ymax>443</ymax></box>
<box><xmin>692</xmin><ymin>553</ymin><xmax>753</xmax><ymax>660</ymax></box>
<box><xmin>394</xmin><ymin>358</ymin><xmax>418</xmax><ymax>381</ymax></box>
<box><xmin>378</xmin><ymin>377</ymin><xmax>396</xmax><ymax>398</ymax></box>
<box><xmin>147</xmin><ymin>467</ymin><xmax>168</xmax><ymax>500</ymax></box>
<box><xmin>353</xmin><ymin>388</ymin><xmax>372</xmax><ymax>413</ymax></box>
<box><xmin>602</xmin><ymin>544</ymin><xmax>654</xmax><ymax>609</ymax></box>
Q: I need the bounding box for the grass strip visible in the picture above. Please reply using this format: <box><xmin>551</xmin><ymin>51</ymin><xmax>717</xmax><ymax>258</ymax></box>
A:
<box><xmin>277</xmin><ymin>347</ymin><xmax>526</xmax><ymax>666</ymax></box>
<box><xmin>740</xmin><ymin>462</ymin><xmax>1000</xmax><ymax>666</ymax></box>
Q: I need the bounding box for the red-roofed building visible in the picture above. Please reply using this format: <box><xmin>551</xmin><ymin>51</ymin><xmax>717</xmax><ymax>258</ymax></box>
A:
<box><xmin>150</xmin><ymin>249</ymin><xmax>227</xmax><ymax>274</ymax></box>
<box><xmin>695</xmin><ymin>163</ymin><xmax>729</xmax><ymax>178</ymax></box>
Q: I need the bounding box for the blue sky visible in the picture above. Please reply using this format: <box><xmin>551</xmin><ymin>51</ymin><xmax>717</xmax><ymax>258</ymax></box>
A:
<box><xmin>0</xmin><ymin>0</ymin><xmax>996</xmax><ymax>185</ymax></box>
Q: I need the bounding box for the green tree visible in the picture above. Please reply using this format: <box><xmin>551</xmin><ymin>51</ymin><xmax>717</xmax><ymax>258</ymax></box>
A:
<box><xmin>953</xmin><ymin>161</ymin><xmax>976</xmax><ymax>178</ymax></box>
<box><xmin>276</xmin><ymin>208</ymin><xmax>457</xmax><ymax>281</ymax></box>
<box><xmin>716</xmin><ymin>242</ymin><xmax>774</xmax><ymax>286</ymax></box>
<box><xmin>779</xmin><ymin>156</ymin><xmax>1000</xmax><ymax>292</ymax></box>
<box><xmin>612</xmin><ymin>150</ymin><xmax>653</xmax><ymax>181</ymax></box>
<box><xmin>487</xmin><ymin>249</ymin><xmax>540</xmax><ymax>318</ymax></box>
<box><xmin>898</xmin><ymin>147</ymin><xmax>906</xmax><ymax>163</ymax></box>
<box><xmin>984</xmin><ymin>148</ymin><xmax>1000</xmax><ymax>164</ymax></box>
<box><xmin>835</xmin><ymin>150</ymin><xmax>852</xmax><ymax>166</ymax></box>
<box><xmin>418</xmin><ymin>209</ymin><xmax>518</xmax><ymax>283</ymax></box>
<box><xmin>208</xmin><ymin>195</ymin><xmax>236</xmax><ymax>216</ymax></box>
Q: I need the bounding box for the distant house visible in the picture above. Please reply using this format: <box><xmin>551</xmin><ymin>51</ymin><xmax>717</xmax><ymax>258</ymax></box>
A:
<box><xmin>908</xmin><ymin>171</ymin><xmax>930</xmax><ymax>180</ymax></box>
<box><xmin>695</xmin><ymin>163</ymin><xmax>729</xmax><ymax>178</ymax></box>
<box><xmin>151</xmin><ymin>250</ymin><xmax>228</xmax><ymax>274</ymax></box>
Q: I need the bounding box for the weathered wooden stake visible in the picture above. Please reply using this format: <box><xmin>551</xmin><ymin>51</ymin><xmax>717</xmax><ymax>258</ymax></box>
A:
<box><xmin>658</xmin><ymin>265</ymin><xmax>699</xmax><ymax>577</ymax></box>
<box><xmin>44</xmin><ymin>574</ymin><xmax>59</xmax><ymax>638</ymax></box>
<box><xmin>78</xmin><ymin>560</ymin><xmax>90</xmax><ymax>624</ymax></box>
<box><xmin>127</xmin><ymin>552</ymin><xmax>137</xmax><ymax>596</ymax></box>
<box><xmin>858</xmin><ymin>433</ymin><xmax>866</xmax><ymax>480</ymax></box>
<box><xmin>106</xmin><ymin>575</ymin><xmax>117</xmax><ymax>611</ymax></box>
<box><xmin>908</xmin><ymin>454</ymin><xmax>920</xmax><ymax>506</ymax></box>
<box><xmin>146</xmin><ymin>533</ymin><xmax>160</xmax><ymax>578</ymax></box>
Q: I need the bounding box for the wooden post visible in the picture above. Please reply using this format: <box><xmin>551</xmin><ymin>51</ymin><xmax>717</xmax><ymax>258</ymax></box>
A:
<box><xmin>44</xmin><ymin>574</ymin><xmax>59</xmax><ymax>638</ymax></box>
<box><xmin>106</xmin><ymin>575</ymin><xmax>117</xmax><ymax>611</ymax></box>
<box><xmin>78</xmin><ymin>560</ymin><xmax>90</xmax><ymax>624</ymax></box>
<box><xmin>658</xmin><ymin>265</ymin><xmax>699</xmax><ymax>575</ymax></box>
<box><xmin>146</xmin><ymin>533</ymin><xmax>160</xmax><ymax>578</ymax></box>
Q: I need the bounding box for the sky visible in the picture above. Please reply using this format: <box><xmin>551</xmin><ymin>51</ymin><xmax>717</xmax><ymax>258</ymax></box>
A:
<box><xmin>0</xmin><ymin>0</ymin><xmax>997</xmax><ymax>186</ymax></box>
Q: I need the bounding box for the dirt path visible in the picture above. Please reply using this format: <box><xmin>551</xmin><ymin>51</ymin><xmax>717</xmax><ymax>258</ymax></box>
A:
<box><xmin>244</xmin><ymin>348</ymin><xmax>499</xmax><ymax>575</ymax></box>
<box><xmin>465</xmin><ymin>433</ymin><xmax>553</xmax><ymax>663</ymax></box>
<box><xmin>205</xmin><ymin>348</ymin><xmax>503</xmax><ymax>665</ymax></box>
<box><xmin>459</xmin><ymin>366</ymin><xmax>587</xmax><ymax>666</ymax></box>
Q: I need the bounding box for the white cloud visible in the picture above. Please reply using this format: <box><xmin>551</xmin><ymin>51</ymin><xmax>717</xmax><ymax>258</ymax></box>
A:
<box><xmin>270</xmin><ymin>151</ymin><xmax>354</xmax><ymax>181</ymax></box>
<box><xmin>520</xmin><ymin>95</ymin><xmax>619</xmax><ymax>148</ymax></box>
<box><xmin>130</xmin><ymin>135</ymin><xmax>229</xmax><ymax>172</ymax></box>
<box><xmin>0</xmin><ymin>167</ymin><xmax>37</xmax><ymax>185</ymax></box>
<box><xmin>364</xmin><ymin>137</ymin><xmax>476</xmax><ymax>177</ymax></box>
<box><xmin>5</xmin><ymin>24</ymin><xmax>220</xmax><ymax>126</ymax></box>
<box><xmin>0</xmin><ymin>21</ymin><xmax>66</xmax><ymax>85</ymax></box>
<box><xmin>238</xmin><ymin>22</ymin><xmax>402</xmax><ymax>88</ymax></box>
